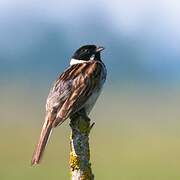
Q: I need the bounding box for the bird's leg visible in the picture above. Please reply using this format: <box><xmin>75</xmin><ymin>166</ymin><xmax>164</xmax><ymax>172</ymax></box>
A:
<box><xmin>78</xmin><ymin>109</ymin><xmax>95</xmax><ymax>132</ymax></box>
<box><xmin>77</xmin><ymin>108</ymin><xmax>90</xmax><ymax>121</ymax></box>
<box><xmin>70</xmin><ymin>108</ymin><xmax>89</xmax><ymax>122</ymax></box>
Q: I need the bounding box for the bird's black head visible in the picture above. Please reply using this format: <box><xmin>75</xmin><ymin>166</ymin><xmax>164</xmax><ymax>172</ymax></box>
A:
<box><xmin>72</xmin><ymin>45</ymin><xmax>104</xmax><ymax>61</ymax></box>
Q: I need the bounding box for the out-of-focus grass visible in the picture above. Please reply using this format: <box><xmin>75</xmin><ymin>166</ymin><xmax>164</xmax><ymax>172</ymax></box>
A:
<box><xmin>1</xmin><ymin>83</ymin><xmax>180</xmax><ymax>179</ymax></box>
<box><xmin>0</xmin><ymin>122</ymin><xmax>70</xmax><ymax>180</ymax></box>
<box><xmin>1</xmin><ymin>124</ymin><xmax>180</xmax><ymax>180</ymax></box>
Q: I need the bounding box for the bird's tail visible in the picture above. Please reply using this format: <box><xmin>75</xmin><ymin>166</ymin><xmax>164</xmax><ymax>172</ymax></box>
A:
<box><xmin>31</xmin><ymin>119</ymin><xmax>53</xmax><ymax>165</ymax></box>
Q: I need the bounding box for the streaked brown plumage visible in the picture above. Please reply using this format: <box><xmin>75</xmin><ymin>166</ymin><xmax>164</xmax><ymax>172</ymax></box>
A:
<box><xmin>31</xmin><ymin>45</ymin><xmax>106</xmax><ymax>165</ymax></box>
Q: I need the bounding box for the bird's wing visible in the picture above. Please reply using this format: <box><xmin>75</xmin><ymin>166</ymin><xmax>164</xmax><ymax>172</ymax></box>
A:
<box><xmin>49</xmin><ymin>61</ymin><xmax>102</xmax><ymax>127</ymax></box>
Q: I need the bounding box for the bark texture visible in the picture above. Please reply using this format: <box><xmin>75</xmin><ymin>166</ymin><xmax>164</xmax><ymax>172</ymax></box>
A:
<box><xmin>69</xmin><ymin>115</ymin><xmax>94</xmax><ymax>180</ymax></box>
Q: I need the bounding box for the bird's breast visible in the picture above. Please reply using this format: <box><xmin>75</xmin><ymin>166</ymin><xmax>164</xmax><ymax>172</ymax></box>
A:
<box><xmin>84</xmin><ymin>63</ymin><xmax>106</xmax><ymax>114</ymax></box>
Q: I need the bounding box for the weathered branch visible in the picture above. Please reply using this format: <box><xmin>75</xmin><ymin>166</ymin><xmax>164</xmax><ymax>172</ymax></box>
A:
<box><xmin>69</xmin><ymin>115</ymin><xmax>94</xmax><ymax>180</ymax></box>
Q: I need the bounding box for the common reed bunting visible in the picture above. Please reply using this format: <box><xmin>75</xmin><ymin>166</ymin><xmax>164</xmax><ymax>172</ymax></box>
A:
<box><xmin>31</xmin><ymin>45</ymin><xmax>107</xmax><ymax>165</ymax></box>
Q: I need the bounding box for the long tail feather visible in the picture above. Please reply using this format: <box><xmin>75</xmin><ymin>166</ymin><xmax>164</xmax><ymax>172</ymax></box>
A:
<box><xmin>31</xmin><ymin>120</ymin><xmax>52</xmax><ymax>165</ymax></box>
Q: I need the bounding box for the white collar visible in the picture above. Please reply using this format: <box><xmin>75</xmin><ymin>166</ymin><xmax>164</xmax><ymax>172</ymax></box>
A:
<box><xmin>70</xmin><ymin>58</ymin><xmax>87</xmax><ymax>65</ymax></box>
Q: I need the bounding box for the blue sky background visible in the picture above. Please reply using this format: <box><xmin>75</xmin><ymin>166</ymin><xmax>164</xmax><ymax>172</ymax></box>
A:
<box><xmin>0</xmin><ymin>0</ymin><xmax>180</xmax><ymax>87</ymax></box>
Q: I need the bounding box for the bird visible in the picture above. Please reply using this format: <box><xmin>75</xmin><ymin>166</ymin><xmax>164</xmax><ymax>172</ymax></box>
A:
<box><xmin>31</xmin><ymin>45</ymin><xmax>107</xmax><ymax>165</ymax></box>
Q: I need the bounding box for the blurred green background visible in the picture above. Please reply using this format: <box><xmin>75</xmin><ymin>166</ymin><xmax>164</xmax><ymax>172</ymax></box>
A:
<box><xmin>1</xmin><ymin>0</ymin><xmax>180</xmax><ymax>179</ymax></box>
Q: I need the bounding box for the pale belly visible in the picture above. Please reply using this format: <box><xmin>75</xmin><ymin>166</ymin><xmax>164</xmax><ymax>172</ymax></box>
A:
<box><xmin>84</xmin><ymin>89</ymin><xmax>102</xmax><ymax>115</ymax></box>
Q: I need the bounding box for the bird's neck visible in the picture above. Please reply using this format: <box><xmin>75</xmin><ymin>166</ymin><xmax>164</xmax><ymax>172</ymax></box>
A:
<box><xmin>70</xmin><ymin>58</ymin><xmax>87</xmax><ymax>65</ymax></box>
<box><xmin>70</xmin><ymin>53</ymin><xmax>102</xmax><ymax>65</ymax></box>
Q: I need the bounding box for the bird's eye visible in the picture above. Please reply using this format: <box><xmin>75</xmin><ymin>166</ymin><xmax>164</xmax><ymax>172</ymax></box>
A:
<box><xmin>84</xmin><ymin>49</ymin><xmax>88</xmax><ymax>53</ymax></box>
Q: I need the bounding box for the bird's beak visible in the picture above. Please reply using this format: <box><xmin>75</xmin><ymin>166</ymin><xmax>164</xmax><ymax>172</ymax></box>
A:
<box><xmin>96</xmin><ymin>46</ymin><xmax>105</xmax><ymax>52</ymax></box>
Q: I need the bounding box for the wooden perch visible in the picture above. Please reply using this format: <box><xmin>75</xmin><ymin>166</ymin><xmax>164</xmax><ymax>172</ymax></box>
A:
<box><xmin>69</xmin><ymin>115</ymin><xmax>95</xmax><ymax>180</ymax></box>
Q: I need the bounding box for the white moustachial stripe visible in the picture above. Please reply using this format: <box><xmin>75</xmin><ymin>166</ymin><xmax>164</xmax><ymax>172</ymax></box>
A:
<box><xmin>70</xmin><ymin>58</ymin><xmax>87</xmax><ymax>65</ymax></box>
